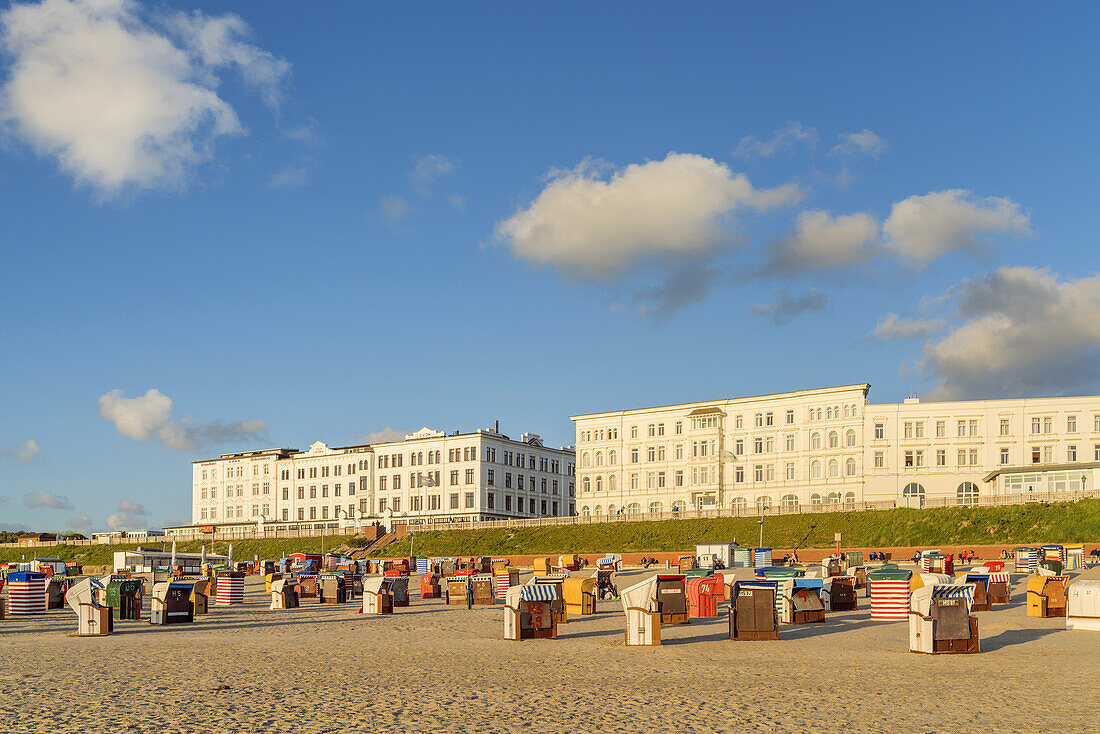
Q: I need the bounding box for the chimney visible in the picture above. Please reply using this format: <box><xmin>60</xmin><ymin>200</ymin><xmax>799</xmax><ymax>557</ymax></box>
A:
<box><xmin>494</xmin><ymin>419</ymin><xmax>499</xmax><ymax>433</ymax></box>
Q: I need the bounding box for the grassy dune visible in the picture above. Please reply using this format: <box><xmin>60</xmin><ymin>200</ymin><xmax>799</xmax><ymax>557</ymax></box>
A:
<box><xmin>3</xmin><ymin>499</ymin><xmax>1097</xmax><ymax>565</ymax></box>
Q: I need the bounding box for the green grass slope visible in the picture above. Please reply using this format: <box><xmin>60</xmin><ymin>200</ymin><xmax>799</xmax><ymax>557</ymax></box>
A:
<box><xmin>377</xmin><ymin>499</ymin><xmax>1100</xmax><ymax>556</ymax></box>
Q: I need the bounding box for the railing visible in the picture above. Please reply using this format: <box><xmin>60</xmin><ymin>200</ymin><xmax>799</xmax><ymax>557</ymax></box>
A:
<box><xmin>4</xmin><ymin>487</ymin><xmax>1098</xmax><ymax>548</ymax></box>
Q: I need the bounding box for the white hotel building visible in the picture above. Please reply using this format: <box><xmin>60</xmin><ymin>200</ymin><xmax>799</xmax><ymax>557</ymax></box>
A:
<box><xmin>188</xmin><ymin>425</ymin><xmax>575</xmax><ymax>531</ymax></box>
<box><xmin>571</xmin><ymin>384</ymin><xmax>1100</xmax><ymax>517</ymax></box>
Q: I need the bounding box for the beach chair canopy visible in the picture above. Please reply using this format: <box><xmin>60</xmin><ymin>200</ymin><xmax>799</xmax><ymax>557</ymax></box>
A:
<box><xmin>362</xmin><ymin>576</ymin><xmax>386</xmax><ymax>594</ymax></box>
<box><xmin>620</xmin><ymin>576</ymin><xmax>658</xmax><ymax>616</ymax></box>
<box><xmin>912</xmin><ymin>583</ymin><xmax>974</xmax><ymax>615</ymax></box>
<box><xmin>65</xmin><ymin>577</ymin><xmax>102</xmax><ymax>614</ymax></box>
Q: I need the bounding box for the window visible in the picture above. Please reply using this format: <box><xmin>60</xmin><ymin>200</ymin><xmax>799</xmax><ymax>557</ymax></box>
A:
<box><xmin>936</xmin><ymin>449</ymin><xmax>946</xmax><ymax>466</ymax></box>
<box><xmin>936</xmin><ymin>420</ymin><xmax>946</xmax><ymax>438</ymax></box>
<box><xmin>1042</xmin><ymin>445</ymin><xmax>1052</xmax><ymax>463</ymax></box>
<box><xmin>873</xmin><ymin>451</ymin><xmax>884</xmax><ymax>468</ymax></box>
<box><xmin>1031</xmin><ymin>417</ymin><xmax>1041</xmax><ymax>434</ymax></box>
<box><xmin>957</xmin><ymin>420</ymin><xmax>967</xmax><ymax>438</ymax></box>
<box><xmin>874</xmin><ymin>422</ymin><xmax>884</xmax><ymax>439</ymax></box>
<box><xmin>755</xmin><ymin>496</ymin><xmax>772</xmax><ymax>511</ymax></box>
<box><xmin>582</xmin><ymin>477</ymin><xmax>591</xmax><ymax>493</ymax></box>
<box><xmin>958</xmin><ymin>449</ymin><xmax>967</xmax><ymax>466</ymax></box>
<box><xmin>1068</xmin><ymin>415</ymin><xmax>1078</xmax><ymax>433</ymax></box>
<box><xmin>781</xmin><ymin>494</ymin><xmax>799</xmax><ymax>507</ymax></box>
<box><xmin>811</xmin><ymin>433</ymin><xmax>821</xmax><ymax>450</ymax></box>
<box><xmin>828</xmin><ymin>431</ymin><xmax>838</xmax><ymax>449</ymax></box>
<box><xmin>904</xmin><ymin>422</ymin><xmax>913</xmax><ymax>439</ymax></box>
<box><xmin>735</xmin><ymin>466</ymin><xmax>744</xmax><ymax>483</ymax></box>
<box><xmin>902</xmin><ymin>483</ymin><xmax>926</xmax><ymax>504</ymax></box>
<box><xmin>786</xmin><ymin>434</ymin><xmax>795</xmax><ymax>451</ymax></box>
<box><xmin>811</xmin><ymin>493</ymin><xmax>822</xmax><ymax>505</ymax></box>
<box><xmin>915</xmin><ymin>422</ymin><xmax>925</xmax><ymax>439</ymax></box>
<box><xmin>846</xmin><ymin>429</ymin><xmax>856</xmax><ymax>447</ymax></box>
<box><xmin>754</xmin><ymin>413</ymin><xmax>763</xmax><ymax>428</ymax></box>
<box><xmin>675</xmin><ymin>421</ymin><xmax>682</xmax><ymax>435</ymax></box>
<box><xmin>844</xmin><ymin>491</ymin><xmax>856</xmax><ymax>504</ymax></box>
<box><xmin>1043</xmin><ymin>417</ymin><xmax>1053</xmax><ymax>434</ymax></box>
<box><xmin>465</xmin><ymin>469</ymin><xmax>474</xmax><ymax>484</ymax></box>
<box><xmin>754</xmin><ymin>464</ymin><xmax>763</xmax><ymax>482</ymax></box>
<box><xmin>657</xmin><ymin>423</ymin><xmax>665</xmax><ymax>436</ymax></box>
<box><xmin>465</xmin><ymin>492</ymin><xmax>474</xmax><ymax>508</ymax></box>
<box><xmin>811</xmin><ymin>461</ymin><xmax>822</xmax><ymax>479</ymax></box>
<box><xmin>969</xmin><ymin>419</ymin><xmax>979</xmax><ymax>437</ymax></box>
<box><xmin>957</xmin><ymin>482</ymin><xmax>979</xmax><ymax>505</ymax></box>
<box><xmin>754</xmin><ymin>438</ymin><xmax>763</xmax><ymax>454</ymax></box>
<box><xmin>846</xmin><ymin>458</ymin><xmax>856</xmax><ymax>476</ymax></box>
<box><xmin>1000</xmin><ymin>418</ymin><xmax>1010</xmax><ymax>436</ymax></box>
<box><xmin>648</xmin><ymin>424</ymin><xmax>655</xmax><ymax>437</ymax></box>
<box><xmin>765</xmin><ymin>411</ymin><xmax>774</xmax><ymax>426</ymax></box>
<box><xmin>828</xmin><ymin>460</ymin><xmax>838</xmax><ymax>478</ymax></box>
<box><xmin>786</xmin><ymin>410</ymin><xmax>794</xmax><ymax>425</ymax></box>
<box><xmin>630</xmin><ymin>448</ymin><xmax>639</xmax><ymax>463</ymax></box>
<box><xmin>785</xmin><ymin>462</ymin><xmax>795</xmax><ymax>480</ymax></box>
<box><xmin>450</xmin><ymin>494</ymin><xmax>459</xmax><ymax>509</ymax></box>
<box><xmin>730</xmin><ymin>497</ymin><xmax>747</xmax><ymax>511</ymax></box>
<box><xmin>630</xmin><ymin>473</ymin><xmax>638</xmax><ymax>490</ymax></box>
<box><xmin>1032</xmin><ymin>446</ymin><xmax>1041</xmax><ymax>464</ymax></box>
<box><xmin>1000</xmin><ymin>447</ymin><xmax>1009</xmax><ymax>464</ymax></box>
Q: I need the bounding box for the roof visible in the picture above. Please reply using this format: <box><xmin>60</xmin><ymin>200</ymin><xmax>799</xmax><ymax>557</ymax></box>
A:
<box><xmin>570</xmin><ymin>383</ymin><xmax>872</xmax><ymax>421</ymax></box>
<box><xmin>982</xmin><ymin>461</ymin><xmax>1100</xmax><ymax>482</ymax></box>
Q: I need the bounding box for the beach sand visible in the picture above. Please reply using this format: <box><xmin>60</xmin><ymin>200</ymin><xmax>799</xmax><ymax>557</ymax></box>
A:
<box><xmin>2</xmin><ymin>565</ymin><xmax>1097</xmax><ymax>734</ymax></box>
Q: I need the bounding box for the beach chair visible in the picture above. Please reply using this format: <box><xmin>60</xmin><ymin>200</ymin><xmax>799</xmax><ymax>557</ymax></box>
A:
<box><xmin>781</xmin><ymin>579</ymin><xmax>825</xmax><ymax>625</ymax></box>
<box><xmin>66</xmin><ymin>577</ymin><xmax>112</xmax><ymax>636</ymax></box>
<box><xmin>383</xmin><ymin>576</ymin><xmax>410</xmax><ymax>607</ymax></box>
<box><xmin>361</xmin><ymin>577</ymin><xmax>393</xmax><ymax>615</ymax></box>
<box><xmin>504</xmin><ymin>585</ymin><xmax>559</xmax><ymax>641</ymax></box>
<box><xmin>150</xmin><ymin>581</ymin><xmax>194</xmax><ymax>625</ymax></box>
<box><xmin>621</xmin><ymin>576</ymin><xmax>661</xmax><ymax>646</ymax></box>
<box><xmin>823</xmin><ymin>576</ymin><xmax>857</xmax><ymax>612</ymax></box>
<box><xmin>563</xmin><ymin>577</ymin><xmax>597</xmax><ymax>616</ymax></box>
<box><xmin>656</xmin><ymin>574</ymin><xmax>689</xmax><ymax>625</ymax></box>
<box><xmin>1067</xmin><ymin>580</ymin><xmax>1100</xmax><ymax>632</ymax></box>
<box><xmin>909</xmin><ymin>584</ymin><xmax>979</xmax><ymax>654</ymax></box>
<box><xmin>270</xmin><ymin>577</ymin><xmax>299</xmax><ymax>610</ymax></box>
<box><xmin>1027</xmin><ymin>575</ymin><xmax>1068</xmax><ymax>618</ymax></box>
<box><xmin>730</xmin><ymin>582</ymin><xmax>778</xmax><ymax>641</ymax></box>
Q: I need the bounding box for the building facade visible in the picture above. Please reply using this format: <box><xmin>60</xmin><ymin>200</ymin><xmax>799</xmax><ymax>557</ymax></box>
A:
<box><xmin>190</xmin><ymin>426</ymin><xmax>575</xmax><ymax>530</ymax></box>
<box><xmin>571</xmin><ymin>384</ymin><xmax>1100</xmax><ymax>517</ymax></box>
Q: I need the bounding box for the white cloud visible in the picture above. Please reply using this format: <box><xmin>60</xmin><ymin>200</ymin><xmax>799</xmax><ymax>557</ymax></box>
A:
<box><xmin>378</xmin><ymin>195</ymin><xmax>410</xmax><ymax>224</ymax></box>
<box><xmin>867</xmin><ymin>313</ymin><xmax>945</xmax><ymax>341</ymax></box>
<box><xmin>734</xmin><ymin>122</ymin><xmax>818</xmax><ymax>158</ymax></box>
<box><xmin>23</xmin><ymin>491</ymin><xmax>73</xmax><ymax>510</ymax></box>
<box><xmin>356</xmin><ymin>427</ymin><xmax>409</xmax><ymax>445</ymax></box>
<box><xmin>447</xmin><ymin>193</ymin><xmax>467</xmax><ymax>211</ymax></box>
<box><xmin>105</xmin><ymin>499</ymin><xmax>149</xmax><ymax>531</ymax></box>
<box><xmin>496</xmin><ymin>152</ymin><xmax>802</xmax><ymax>278</ymax></box>
<box><xmin>68</xmin><ymin>514</ymin><xmax>92</xmax><ymax>530</ymax></box>
<box><xmin>267</xmin><ymin>165</ymin><xmax>307</xmax><ymax>188</ymax></box>
<box><xmin>1</xmin><ymin>438</ymin><xmax>42</xmax><ymax>463</ymax></box>
<box><xmin>764</xmin><ymin>209</ymin><xmax>880</xmax><ymax>275</ymax></box>
<box><xmin>98</xmin><ymin>388</ymin><xmax>266</xmax><ymax>452</ymax></box>
<box><xmin>830</xmin><ymin>129</ymin><xmax>886</xmax><ymax>157</ymax></box>
<box><xmin>750</xmin><ymin>288</ymin><xmax>829</xmax><ymax>325</ymax></box>
<box><xmin>923</xmin><ymin>267</ymin><xmax>1100</xmax><ymax>399</ymax></box>
<box><xmin>409</xmin><ymin>153</ymin><xmax>456</xmax><ymax>184</ymax></box>
<box><xmin>884</xmin><ymin>189</ymin><xmax>1030</xmax><ymax>266</ymax></box>
<box><xmin>0</xmin><ymin>0</ymin><xmax>288</xmax><ymax>194</ymax></box>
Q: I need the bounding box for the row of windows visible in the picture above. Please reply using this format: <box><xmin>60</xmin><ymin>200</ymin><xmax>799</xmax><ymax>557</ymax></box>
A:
<box><xmin>876</xmin><ymin>414</ymin><xmax>1100</xmax><ymax>441</ymax></box>
<box><xmin>200</xmin><ymin>463</ymin><xmax>271</xmax><ymax>482</ymax></box>
<box><xmin>876</xmin><ymin>444</ymin><xmax>1100</xmax><ymax>469</ymax></box>
<box><xmin>378</xmin><ymin>493</ymin><xmax>564</xmax><ymax>517</ymax></box>
<box><xmin>902</xmin><ymin>482</ymin><xmax>981</xmax><ymax>505</ymax></box>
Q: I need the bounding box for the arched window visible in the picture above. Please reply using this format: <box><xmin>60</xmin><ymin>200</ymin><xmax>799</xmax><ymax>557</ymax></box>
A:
<box><xmin>811</xmin><ymin>461</ymin><xmax>822</xmax><ymax>479</ymax></box>
<box><xmin>418</xmin><ymin>452</ymin><xmax>424</xmax><ymax>464</ymax></box>
<box><xmin>581</xmin><ymin>452</ymin><xmax>591</xmax><ymax>468</ymax></box>
<box><xmin>826</xmin><ymin>492</ymin><xmax>840</xmax><ymax>504</ymax></box>
<box><xmin>594</xmin><ymin>504</ymin><xmax>603</xmax><ymax>516</ymax></box>
<box><xmin>957</xmin><ymin>482</ymin><xmax>979</xmax><ymax>505</ymax></box>
<box><xmin>844</xmin><ymin>491</ymin><xmax>856</xmax><ymax>504</ymax></box>
<box><xmin>648</xmin><ymin>501</ymin><xmax>662</xmax><ymax>515</ymax></box>
<box><xmin>827</xmin><ymin>407</ymin><xmax>833</xmax><ymax>420</ymax></box>
<box><xmin>846</xmin><ymin>429</ymin><xmax>856</xmax><ymax>447</ymax></box>
<box><xmin>581</xmin><ymin>505</ymin><xmax>590</xmax><ymax>517</ymax></box>
<box><xmin>843</xmin><ymin>405</ymin><xmax>850</xmax><ymax>418</ymax></box>
<box><xmin>846</xmin><ymin>458</ymin><xmax>857</xmax><ymax>476</ymax></box>
<box><xmin>595</xmin><ymin>476</ymin><xmax>603</xmax><ymax>493</ymax></box>
<box><xmin>850</xmin><ymin>404</ymin><xmax>859</xmax><ymax>417</ymax></box>
<box><xmin>755</xmin><ymin>495</ymin><xmax>772</xmax><ymax>511</ymax></box>
<box><xmin>811</xmin><ymin>433</ymin><xmax>822</xmax><ymax>450</ymax></box>
<box><xmin>595</xmin><ymin>451</ymin><xmax>603</xmax><ymax>466</ymax></box>
<box><xmin>582</xmin><ymin>477</ymin><xmax>591</xmax><ymax>493</ymax></box>
<box><xmin>811</xmin><ymin>493</ymin><xmax>822</xmax><ymax>505</ymax></box>
<box><xmin>903</xmin><ymin>483</ymin><xmax>926</xmax><ymax>507</ymax></box>
<box><xmin>816</xmin><ymin>408</ymin><xmax>823</xmax><ymax>421</ymax></box>
<box><xmin>781</xmin><ymin>494</ymin><xmax>799</xmax><ymax>507</ymax></box>
<box><xmin>608</xmin><ymin>450</ymin><xmax>617</xmax><ymax>465</ymax></box>
<box><xmin>626</xmin><ymin>502</ymin><xmax>641</xmax><ymax>516</ymax></box>
<box><xmin>672</xmin><ymin>500</ymin><xmax>688</xmax><ymax>513</ymax></box>
<box><xmin>730</xmin><ymin>497</ymin><xmax>747</xmax><ymax>511</ymax></box>
<box><xmin>609</xmin><ymin>475</ymin><xmax>617</xmax><ymax>492</ymax></box>
<box><xmin>828</xmin><ymin>431</ymin><xmax>839</xmax><ymax>448</ymax></box>
<box><xmin>607</xmin><ymin>503</ymin><xmax>617</xmax><ymax>516</ymax></box>
<box><xmin>828</xmin><ymin>460</ymin><xmax>839</xmax><ymax>478</ymax></box>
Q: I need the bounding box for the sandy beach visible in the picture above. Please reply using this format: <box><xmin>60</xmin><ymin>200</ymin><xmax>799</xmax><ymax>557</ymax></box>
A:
<box><xmin>2</xmin><ymin>565</ymin><xmax>1098</xmax><ymax>734</ymax></box>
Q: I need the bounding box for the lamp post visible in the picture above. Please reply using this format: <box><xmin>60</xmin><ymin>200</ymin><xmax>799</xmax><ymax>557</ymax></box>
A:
<box><xmin>758</xmin><ymin>514</ymin><xmax>764</xmax><ymax>549</ymax></box>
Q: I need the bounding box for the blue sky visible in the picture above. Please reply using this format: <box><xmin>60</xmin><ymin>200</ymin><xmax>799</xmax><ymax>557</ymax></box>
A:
<box><xmin>2</xmin><ymin>1</ymin><xmax>1098</xmax><ymax>532</ymax></box>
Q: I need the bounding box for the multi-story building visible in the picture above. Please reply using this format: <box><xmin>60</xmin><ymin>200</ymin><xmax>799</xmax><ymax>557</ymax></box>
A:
<box><xmin>571</xmin><ymin>384</ymin><xmax>1100</xmax><ymax>516</ymax></box>
<box><xmin>189</xmin><ymin>424</ymin><xmax>575</xmax><ymax>531</ymax></box>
